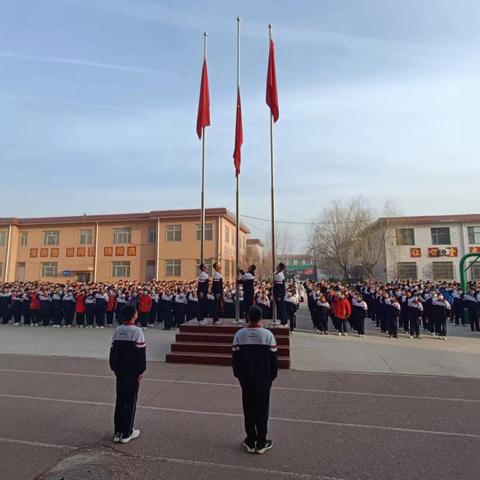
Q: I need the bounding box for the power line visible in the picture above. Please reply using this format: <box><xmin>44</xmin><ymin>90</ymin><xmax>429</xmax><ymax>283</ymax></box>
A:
<box><xmin>241</xmin><ymin>214</ymin><xmax>312</xmax><ymax>225</ymax></box>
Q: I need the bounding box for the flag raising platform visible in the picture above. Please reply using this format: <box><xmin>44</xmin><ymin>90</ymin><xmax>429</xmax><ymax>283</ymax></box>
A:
<box><xmin>166</xmin><ymin>319</ymin><xmax>291</xmax><ymax>369</ymax></box>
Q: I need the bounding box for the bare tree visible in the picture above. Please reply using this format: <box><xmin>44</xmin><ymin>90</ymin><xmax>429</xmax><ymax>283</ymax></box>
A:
<box><xmin>309</xmin><ymin>197</ymin><xmax>398</xmax><ymax>280</ymax></box>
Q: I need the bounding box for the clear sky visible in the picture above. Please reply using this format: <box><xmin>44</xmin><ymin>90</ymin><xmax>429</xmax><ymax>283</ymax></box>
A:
<box><xmin>1</xmin><ymin>0</ymin><xmax>479</xmax><ymax>251</ymax></box>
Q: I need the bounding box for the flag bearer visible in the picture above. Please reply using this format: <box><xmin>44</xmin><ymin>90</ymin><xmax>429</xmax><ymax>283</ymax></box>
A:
<box><xmin>197</xmin><ymin>263</ymin><xmax>210</xmax><ymax>325</ymax></box>
<box><xmin>273</xmin><ymin>263</ymin><xmax>287</xmax><ymax>325</ymax></box>
<box><xmin>239</xmin><ymin>265</ymin><xmax>256</xmax><ymax>314</ymax></box>
<box><xmin>212</xmin><ymin>262</ymin><xmax>224</xmax><ymax>325</ymax></box>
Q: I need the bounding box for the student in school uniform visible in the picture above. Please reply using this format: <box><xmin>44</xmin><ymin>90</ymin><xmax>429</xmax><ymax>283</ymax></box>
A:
<box><xmin>187</xmin><ymin>290</ymin><xmax>199</xmax><ymax>321</ymax></box>
<box><xmin>352</xmin><ymin>294</ymin><xmax>368</xmax><ymax>337</ymax></box>
<box><xmin>95</xmin><ymin>288</ymin><xmax>108</xmax><ymax>328</ymax></box>
<box><xmin>85</xmin><ymin>290</ymin><xmax>96</xmax><ymax>328</ymax></box>
<box><xmin>315</xmin><ymin>295</ymin><xmax>330</xmax><ymax>335</ymax></box>
<box><xmin>51</xmin><ymin>287</ymin><xmax>63</xmax><ymax>327</ymax></box>
<box><xmin>0</xmin><ymin>287</ymin><xmax>12</xmax><ymax>325</ymax></box>
<box><xmin>115</xmin><ymin>290</ymin><xmax>127</xmax><ymax>324</ymax></box>
<box><xmin>211</xmin><ymin>262</ymin><xmax>224</xmax><ymax>325</ymax></box>
<box><xmin>40</xmin><ymin>290</ymin><xmax>53</xmax><ymax>327</ymax></box>
<box><xmin>11</xmin><ymin>290</ymin><xmax>23</xmax><ymax>326</ymax></box>
<box><xmin>432</xmin><ymin>294</ymin><xmax>451</xmax><ymax>340</ymax></box>
<box><xmin>408</xmin><ymin>294</ymin><xmax>423</xmax><ymax>339</ymax></box>
<box><xmin>22</xmin><ymin>289</ymin><xmax>32</xmax><ymax>326</ymax></box>
<box><xmin>239</xmin><ymin>265</ymin><xmax>256</xmax><ymax>315</ymax></box>
<box><xmin>149</xmin><ymin>290</ymin><xmax>158</xmax><ymax>326</ymax></box>
<box><xmin>197</xmin><ymin>264</ymin><xmax>210</xmax><ymax>325</ymax></box>
<box><xmin>174</xmin><ymin>289</ymin><xmax>187</xmax><ymax>329</ymax></box>
<box><xmin>161</xmin><ymin>291</ymin><xmax>174</xmax><ymax>330</ymax></box>
<box><xmin>386</xmin><ymin>296</ymin><xmax>401</xmax><ymax>338</ymax></box>
<box><xmin>75</xmin><ymin>289</ymin><xmax>86</xmax><ymax>327</ymax></box>
<box><xmin>273</xmin><ymin>263</ymin><xmax>287</xmax><ymax>325</ymax></box>
<box><xmin>63</xmin><ymin>288</ymin><xmax>76</xmax><ymax>327</ymax></box>
<box><xmin>138</xmin><ymin>289</ymin><xmax>152</xmax><ymax>329</ymax></box>
<box><xmin>106</xmin><ymin>290</ymin><xmax>117</xmax><ymax>327</ymax></box>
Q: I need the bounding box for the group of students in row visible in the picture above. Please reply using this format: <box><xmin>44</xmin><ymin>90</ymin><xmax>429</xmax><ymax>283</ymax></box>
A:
<box><xmin>0</xmin><ymin>262</ymin><xmax>300</xmax><ymax>330</ymax></box>
<box><xmin>304</xmin><ymin>278</ymin><xmax>478</xmax><ymax>340</ymax></box>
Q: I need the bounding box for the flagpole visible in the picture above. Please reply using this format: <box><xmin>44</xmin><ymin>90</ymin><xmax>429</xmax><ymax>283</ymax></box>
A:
<box><xmin>269</xmin><ymin>24</ymin><xmax>277</xmax><ymax>324</ymax></box>
<box><xmin>235</xmin><ymin>17</ymin><xmax>241</xmax><ymax>323</ymax></box>
<box><xmin>200</xmin><ymin>32</ymin><xmax>207</xmax><ymax>266</ymax></box>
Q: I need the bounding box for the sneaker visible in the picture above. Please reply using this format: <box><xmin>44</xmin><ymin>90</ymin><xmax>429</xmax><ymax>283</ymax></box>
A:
<box><xmin>242</xmin><ymin>440</ymin><xmax>256</xmax><ymax>453</ymax></box>
<box><xmin>113</xmin><ymin>433</ymin><xmax>122</xmax><ymax>443</ymax></box>
<box><xmin>338</xmin><ymin>332</ymin><xmax>342</xmax><ymax>336</ymax></box>
<box><xmin>198</xmin><ymin>320</ymin><xmax>208</xmax><ymax>325</ymax></box>
<box><xmin>120</xmin><ymin>429</ymin><xmax>140</xmax><ymax>444</ymax></box>
<box><xmin>255</xmin><ymin>439</ymin><xmax>273</xmax><ymax>454</ymax></box>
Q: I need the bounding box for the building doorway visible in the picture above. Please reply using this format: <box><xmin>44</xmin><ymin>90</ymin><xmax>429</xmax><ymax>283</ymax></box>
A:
<box><xmin>15</xmin><ymin>262</ymin><xmax>25</xmax><ymax>282</ymax></box>
<box><xmin>146</xmin><ymin>260</ymin><xmax>156</xmax><ymax>282</ymax></box>
<box><xmin>77</xmin><ymin>272</ymin><xmax>91</xmax><ymax>283</ymax></box>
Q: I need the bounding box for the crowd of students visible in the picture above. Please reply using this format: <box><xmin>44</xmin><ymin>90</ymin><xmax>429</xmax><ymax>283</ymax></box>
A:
<box><xmin>0</xmin><ymin>262</ymin><xmax>300</xmax><ymax>331</ymax></box>
<box><xmin>304</xmin><ymin>279</ymin><xmax>479</xmax><ymax>339</ymax></box>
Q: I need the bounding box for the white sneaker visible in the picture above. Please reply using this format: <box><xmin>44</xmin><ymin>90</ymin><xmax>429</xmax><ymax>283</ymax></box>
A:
<box><xmin>113</xmin><ymin>433</ymin><xmax>122</xmax><ymax>443</ymax></box>
<box><xmin>120</xmin><ymin>429</ymin><xmax>140</xmax><ymax>444</ymax></box>
<box><xmin>198</xmin><ymin>320</ymin><xmax>208</xmax><ymax>325</ymax></box>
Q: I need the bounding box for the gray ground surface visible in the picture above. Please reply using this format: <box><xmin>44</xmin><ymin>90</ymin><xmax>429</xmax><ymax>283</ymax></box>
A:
<box><xmin>1</xmin><ymin>354</ymin><xmax>480</xmax><ymax>480</ymax></box>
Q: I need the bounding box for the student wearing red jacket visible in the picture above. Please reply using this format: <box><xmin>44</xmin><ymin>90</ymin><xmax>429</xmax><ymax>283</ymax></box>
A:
<box><xmin>138</xmin><ymin>290</ymin><xmax>152</xmax><ymax>329</ymax></box>
<box><xmin>29</xmin><ymin>291</ymin><xmax>42</xmax><ymax>327</ymax></box>
<box><xmin>331</xmin><ymin>293</ymin><xmax>351</xmax><ymax>336</ymax></box>
<box><xmin>75</xmin><ymin>290</ymin><xmax>86</xmax><ymax>327</ymax></box>
<box><xmin>106</xmin><ymin>290</ymin><xmax>117</xmax><ymax>327</ymax></box>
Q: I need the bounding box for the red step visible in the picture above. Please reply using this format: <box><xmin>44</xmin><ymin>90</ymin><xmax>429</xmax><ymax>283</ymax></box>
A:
<box><xmin>166</xmin><ymin>351</ymin><xmax>290</xmax><ymax>369</ymax></box>
<box><xmin>171</xmin><ymin>341</ymin><xmax>290</xmax><ymax>356</ymax></box>
<box><xmin>175</xmin><ymin>332</ymin><xmax>290</xmax><ymax>346</ymax></box>
<box><xmin>180</xmin><ymin>323</ymin><xmax>289</xmax><ymax>336</ymax></box>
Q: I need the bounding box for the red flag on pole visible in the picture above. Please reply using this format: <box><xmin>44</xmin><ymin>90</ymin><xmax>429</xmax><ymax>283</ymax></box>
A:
<box><xmin>196</xmin><ymin>59</ymin><xmax>210</xmax><ymax>139</ymax></box>
<box><xmin>233</xmin><ymin>87</ymin><xmax>243</xmax><ymax>176</ymax></box>
<box><xmin>266</xmin><ymin>39</ymin><xmax>279</xmax><ymax>122</ymax></box>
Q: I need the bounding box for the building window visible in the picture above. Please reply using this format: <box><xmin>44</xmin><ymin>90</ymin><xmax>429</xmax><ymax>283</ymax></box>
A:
<box><xmin>165</xmin><ymin>259</ymin><xmax>181</xmax><ymax>277</ymax></box>
<box><xmin>224</xmin><ymin>260</ymin><xmax>230</xmax><ymax>278</ymax></box>
<box><xmin>471</xmin><ymin>264</ymin><xmax>480</xmax><ymax>281</ymax></box>
<box><xmin>196</xmin><ymin>259</ymin><xmax>213</xmax><ymax>272</ymax></box>
<box><xmin>42</xmin><ymin>231</ymin><xmax>59</xmax><ymax>246</ymax></box>
<box><xmin>148</xmin><ymin>226</ymin><xmax>157</xmax><ymax>243</ymax></box>
<box><xmin>166</xmin><ymin>225</ymin><xmax>182</xmax><ymax>242</ymax></box>
<box><xmin>112</xmin><ymin>261</ymin><xmax>131</xmax><ymax>277</ymax></box>
<box><xmin>196</xmin><ymin>223</ymin><xmax>213</xmax><ymax>241</ymax></box>
<box><xmin>467</xmin><ymin>226</ymin><xmax>480</xmax><ymax>244</ymax></box>
<box><xmin>225</xmin><ymin>226</ymin><xmax>230</xmax><ymax>244</ymax></box>
<box><xmin>41</xmin><ymin>262</ymin><xmax>58</xmax><ymax>277</ymax></box>
<box><xmin>397</xmin><ymin>262</ymin><xmax>417</xmax><ymax>279</ymax></box>
<box><xmin>431</xmin><ymin>227</ymin><xmax>451</xmax><ymax>245</ymax></box>
<box><xmin>113</xmin><ymin>227</ymin><xmax>131</xmax><ymax>244</ymax></box>
<box><xmin>79</xmin><ymin>229</ymin><xmax>93</xmax><ymax>245</ymax></box>
<box><xmin>20</xmin><ymin>231</ymin><xmax>28</xmax><ymax>247</ymax></box>
<box><xmin>432</xmin><ymin>261</ymin><xmax>454</xmax><ymax>280</ymax></box>
<box><xmin>396</xmin><ymin>228</ymin><xmax>415</xmax><ymax>246</ymax></box>
<box><xmin>0</xmin><ymin>263</ymin><xmax>3</xmax><ymax>277</ymax></box>
<box><xmin>0</xmin><ymin>231</ymin><xmax>5</xmax><ymax>246</ymax></box>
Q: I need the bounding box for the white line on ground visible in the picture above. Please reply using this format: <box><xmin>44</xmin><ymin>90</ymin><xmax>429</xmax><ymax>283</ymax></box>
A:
<box><xmin>0</xmin><ymin>368</ymin><xmax>479</xmax><ymax>404</ymax></box>
<box><xmin>0</xmin><ymin>436</ymin><xmax>346</xmax><ymax>480</ymax></box>
<box><xmin>1</xmin><ymin>393</ymin><xmax>479</xmax><ymax>439</ymax></box>
<box><xmin>0</xmin><ymin>436</ymin><xmax>74</xmax><ymax>450</ymax></box>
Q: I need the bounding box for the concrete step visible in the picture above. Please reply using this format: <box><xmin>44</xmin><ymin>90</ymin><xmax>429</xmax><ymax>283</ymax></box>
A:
<box><xmin>166</xmin><ymin>351</ymin><xmax>290</xmax><ymax>369</ymax></box>
<box><xmin>180</xmin><ymin>323</ymin><xmax>289</xmax><ymax>336</ymax></box>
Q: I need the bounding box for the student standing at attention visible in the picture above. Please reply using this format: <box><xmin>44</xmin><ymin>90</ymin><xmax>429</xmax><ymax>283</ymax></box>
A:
<box><xmin>232</xmin><ymin>305</ymin><xmax>278</xmax><ymax>454</ymax></box>
<box><xmin>109</xmin><ymin>304</ymin><xmax>146</xmax><ymax>444</ymax></box>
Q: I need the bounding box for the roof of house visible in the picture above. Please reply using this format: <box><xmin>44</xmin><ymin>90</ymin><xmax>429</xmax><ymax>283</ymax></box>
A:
<box><xmin>0</xmin><ymin>208</ymin><xmax>250</xmax><ymax>233</ymax></box>
<box><xmin>376</xmin><ymin>214</ymin><xmax>480</xmax><ymax>226</ymax></box>
<box><xmin>246</xmin><ymin>238</ymin><xmax>265</xmax><ymax>247</ymax></box>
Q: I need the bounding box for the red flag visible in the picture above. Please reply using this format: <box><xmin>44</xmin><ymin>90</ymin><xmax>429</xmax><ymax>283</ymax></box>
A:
<box><xmin>196</xmin><ymin>59</ymin><xmax>210</xmax><ymax>139</ymax></box>
<box><xmin>233</xmin><ymin>88</ymin><xmax>243</xmax><ymax>176</ymax></box>
<box><xmin>266</xmin><ymin>39</ymin><xmax>279</xmax><ymax>122</ymax></box>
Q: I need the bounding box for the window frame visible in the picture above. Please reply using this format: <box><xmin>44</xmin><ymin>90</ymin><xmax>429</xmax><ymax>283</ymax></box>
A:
<box><xmin>395</xmin><ymin>228</ymin><xmax>415</xmax><ymax>246</ymax></box>
<box><xmin>19</xmin><ymin>231</ymin><xmax>28</xmax><ymax>247</ymax></box>
<box><xmin>42</xmin><ymin>230</ymin><xmax>60</xmax><ymax>246</ymax></box>
<box><xmin>196</xmin><ymin>223</ymin><xmax>213</xmax><ymax>241</ymax></box>
<box><xmin>112</xmin><ymin>261</ymin><xmax>131</xmax><ymax>277</ymax></box>
<box><xmin>166</xmin><ymin>224</ymin><xmax>182</xmax><ymax>242</ymax></box>
<box><xmin>396</xmin><ymin>262</ymin><xmax>418</xmax><ymax>280</ymax></box>
<box><xmin>467</xmin><ymin>226</ymin><xmax>480</xmax><ymax>244</ymax></box>
<box><xmin>41</xmin><ymin>262</ymin><xmax>58</xmax><ymax>277</ymax></box>
<box><xmin>113</xmin><ymin>227</ymin><xmax>132</xmax><ymax>244</ymax></box>
<box><xmin>79</xmin><ymin>228</ymin><xmax>93</xmax><ymax>245</ymax></box>
<box><xmin>165</xmin><ymin>259</ymin><xmax>181</xmax><ymax>277</ymax></box>
<box><xmin>431</xmin><ymin>227</ymin><xmax>451</xmax><ymax>245</ymax></box>
<box><xmin>148</xmin><ymin>225</ymin><xmax>157</xmax><ymax>244</ymax></box>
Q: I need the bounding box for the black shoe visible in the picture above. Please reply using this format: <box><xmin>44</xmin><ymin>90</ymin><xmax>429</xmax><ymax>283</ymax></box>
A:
<box><xmin>242</xmin><ymin>440</ymin><xmax>256</xmax><ymax>453</ymax></box>
<box><xmin>255</xmin><ymin>440</ymin><xmax>273</xmax><ymax>454</ymax></box>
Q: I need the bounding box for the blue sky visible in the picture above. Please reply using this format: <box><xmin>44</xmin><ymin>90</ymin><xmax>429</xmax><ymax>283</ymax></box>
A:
<box><xmin>1</xmin><ymin>0</ymin><xmax>479</xmax><ymax>250</ymax></box>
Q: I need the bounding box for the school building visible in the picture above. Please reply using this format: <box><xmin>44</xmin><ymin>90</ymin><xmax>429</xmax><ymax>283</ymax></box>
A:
<box><xmin>0</xmin><ymin>208</ymin><xmax>249</xmax><ymax>283</ymax></box>
<box><xmin>372</xmin><ymin>214</ymin><xmax>480</xmax><ymax>282</ymax></box>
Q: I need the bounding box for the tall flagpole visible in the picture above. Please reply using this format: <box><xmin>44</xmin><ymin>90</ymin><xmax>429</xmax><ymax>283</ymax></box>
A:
<box><xmin>200</xmin><ymin>32</ymin><xmax>208</xmax><ymax>265</ymax></box>
<box><xmin>235</xmin><ymin>17</ymin><xmax>241</xmax><ymax>323</ymax></box>
<box><xmin>269</xmin><ymin>24</ymin><xmax>277</xmax><ymax>324</ymax></box>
